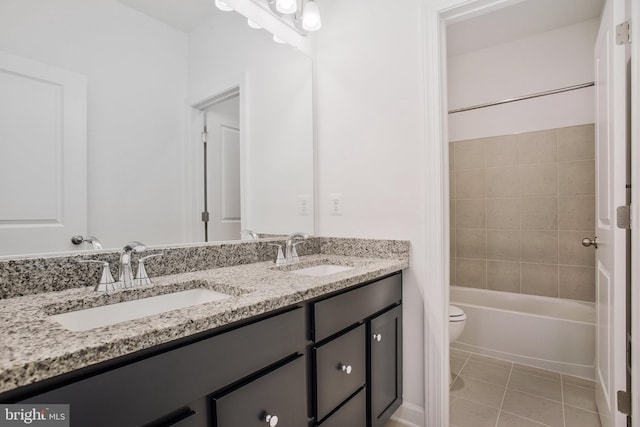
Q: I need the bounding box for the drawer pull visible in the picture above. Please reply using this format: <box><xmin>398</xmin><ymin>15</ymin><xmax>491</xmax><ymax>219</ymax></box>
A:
<box><xmin>372</xmin><ymin>333</ymin><xmax>382</xmax><ymax>342</ymax></box>
<box><xmin>264</xmin><ymin>414</ymin><xmax>279</xmax><ymax>426</ymax></box>
<box><xmin>339</xmin><ymin>364</ymin><xmax>353</xmax><ymax>374</ymax></box>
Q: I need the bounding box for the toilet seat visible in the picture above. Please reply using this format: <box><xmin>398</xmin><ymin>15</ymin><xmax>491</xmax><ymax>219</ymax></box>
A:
<box><xmin>449</xmin><ymin>305</ymin><xmax>466</xmax><ymax>322</ymax></box>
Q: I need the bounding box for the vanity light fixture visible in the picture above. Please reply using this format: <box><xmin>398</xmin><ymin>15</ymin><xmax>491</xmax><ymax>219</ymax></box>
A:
<box><xmin>247</xmin><ymin>19</ymin><xmax>262</xmax><ymax>29</ymax></box>
<box><xmin>302</xmin><ymin>0</ymin><xmax>321</xmax><ymax>31</ymax></box>
<box><xmin>215</xmin><ymin>0</ymin><xmax>233</xmax><ymax>11</ymax></box>
<box><xmin>276</xmin><ymin>0</ymin><xmax>297</xmax><ymax>15</ymax></box>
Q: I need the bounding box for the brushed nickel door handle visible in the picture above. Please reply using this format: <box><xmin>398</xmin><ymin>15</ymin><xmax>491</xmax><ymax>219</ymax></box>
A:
<box><xmin>582</xmin><ymin>237</ymin><xmax>598</xmax><ymax>249</ymax></box>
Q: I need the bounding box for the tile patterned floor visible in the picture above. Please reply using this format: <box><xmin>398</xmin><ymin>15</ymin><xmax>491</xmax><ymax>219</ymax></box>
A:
<box><xmin>450</xmin><ymin>349</ymin><xmax>602</xmax><ymax>427</ymax></box>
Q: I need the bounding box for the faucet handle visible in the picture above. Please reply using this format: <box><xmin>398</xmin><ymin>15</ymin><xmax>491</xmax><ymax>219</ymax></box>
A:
<box><xmin>268</xmin><ymin>244</ymin><xmax>286</xmax><ymax>266</ymax></box>
<box><xmin>78</xmin><ymin>260</ymin><xmax>118</xmax><ymax>292</ymax></box>
<box><xmin>135</xmin><ymin>253</ymin><xmax>163</xmax><ymax>286</ymax></box>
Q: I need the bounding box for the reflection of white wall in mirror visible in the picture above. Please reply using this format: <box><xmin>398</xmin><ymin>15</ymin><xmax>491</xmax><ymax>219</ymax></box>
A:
<box><xmin>0</xmin><ymin>0</ymin><xmax>189</xmax><ymax>250</ymax></box>
<box><xmin>188</xmin><ymin>10</ymin><xmax>314</xmax><ymax>236</ymax></box>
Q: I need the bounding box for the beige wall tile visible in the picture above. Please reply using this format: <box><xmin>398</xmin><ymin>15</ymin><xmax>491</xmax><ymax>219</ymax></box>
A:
<box><xmin>456</xmin><ymin>229</ymin><xmax>486</xmax><ymax>259</ymax></box>
<box><xmin>521</xmin><ymin>263</ymin><xmax>558</xmax><ymax>297</ymax></box>
<box><xmin>450</xmin><ymin>258</ymin><xmax>456</xmax><ymax>285</ymax></box>
<box><xmin>486</xmin><ymin>134</ymin><xmax>518</xmax><ymax>167</ymax></box>
<box><xmin>449</xmin><ymin>171</ymin><xmax>456</xmax><ymax>199</ymax></box>
<box><xmin>457</xmin><ymin>169</ymin><xmax>486</xmax><ymax>199</ymax></box>
<box><xmin>521</xmin><ymin>164</ymin><xmax>558</xmax><ymax>196</ymax></box>
<box><xmin>558</xmin><ymin>124</ymin><xmax>595</xmax><ymax>161</ymax></box>
<box><xmin>456</xmin><ymin>259</ymin><xmax>486</xmax><ymax>289</ymax></box>
<box><xmin>518</xmin><ymin>129</ymin><xmax>557</xmax><ymax>164</ymax></box>
<box><xmin>559</xmin><ymin>266</ymin><xmax>595</xmax><ymax>302</ymax></box>
<box><xmin>454</xmin><ymin>139</ymin><xmax>486</xmax><ymax>170</ymax></box>
<box><xmin>559</xmin><ymin>196</ymin><xmax>595</xmax><ymax>230</ymax></box>
<box><xmin>487</xmin><ymin>261</ymin><xmax>520</xmax><ymax>293</ymax></box>
<box><xmin>559</xmin><ymin>231</ymin><xmax>595</xmax><ymax>266</ymax></box>
<box><xmin>450</xmin><ymin>200</ymin><xmax>456</xmax><ymax>228</ymax></box>
<box><xmin>559</xmin><ymin>160</ymin><xmax>595</xmax><ymax>196</ymax></box>
<box><xmin>487</xmin><ymin>199</ymin><xmax>520</xmax><ymax>229</ymax></box>
<box><xmin>487</xmin><ymin>230</ymin><xmax>520</xmax><ymax>261</ymax></box>
<box><xmin>449</xmin><ymin>142</ymin><xmax>455</xmax><ymax>170</ymax></box>
<box><xmin>521</xmin><ymin>197</ymin><xmax>558</xmax><ymax>230</ymax></box>
<box><xmin>456</xmin><ymin>199</ymin><xmax>486</xmax><ymax>229</ymax></box>
<box><xmin>450</xmin><ymin>228</ymin><xmax>456</xmax><ymax>257</ymax></box>
<box><xmin>521</xmin><ymin>230</ymin><xmax>558</xmax><ymax>264</ymax></box>
<box><xmin>486</xmin><ymin>167</ymin><xmax>519</xmax><ymax>197</ymax></box>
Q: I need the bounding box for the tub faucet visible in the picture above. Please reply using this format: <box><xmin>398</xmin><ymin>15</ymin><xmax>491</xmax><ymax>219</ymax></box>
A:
<box><xmin>119</xmin><ymin>241</ymin><xmax>146</xmax><ymax>288</ymax></box>
<box><xmin>285</xmin><ymin>232</ymin><xmax>309</xmax><ymax>264</ymax></box>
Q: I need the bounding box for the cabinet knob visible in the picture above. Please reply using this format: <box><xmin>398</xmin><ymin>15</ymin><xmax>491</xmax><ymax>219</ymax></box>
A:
<box><xmin>372</xmin><ymin>333</ymin><xmax>382</xmax><ymax>342</ymax></box>
<box><xmin>339</xmin><ymin>364</ymin><xmax>353</xmax><ymax>374</ymax></box>
<box><xmin>265</xmin><ymin>414</ymin><xmax>279</xmax><ymax>427</ymax></box>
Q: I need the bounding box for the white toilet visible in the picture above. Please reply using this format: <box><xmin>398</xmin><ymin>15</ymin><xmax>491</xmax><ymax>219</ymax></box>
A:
<box><xmin>449</xmin><ymin>305</ymin><xmax>467</xmax><ymax>384</ymax></box>
<box><xmin>449</xmin><ymin>304</ymin><xmax>467</xmax><ymax>343</ymax></box>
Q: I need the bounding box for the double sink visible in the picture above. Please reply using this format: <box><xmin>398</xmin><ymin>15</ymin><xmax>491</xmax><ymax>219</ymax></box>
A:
<box><xmin>50</xmin><ymin>262</ymin><xmax>354</xmax><ymax>332</ymax></box>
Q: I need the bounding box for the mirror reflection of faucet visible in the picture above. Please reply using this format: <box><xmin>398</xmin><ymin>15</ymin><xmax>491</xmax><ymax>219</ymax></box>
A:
<box><xmin>240</xmin><ymin>230</ymin><xmax>259</xmax><ymax>240</ymax></box>
<box><xmin>70</xmin><ymin>235</ymin><xmax>103</xmax><ymax>250</ymax></box>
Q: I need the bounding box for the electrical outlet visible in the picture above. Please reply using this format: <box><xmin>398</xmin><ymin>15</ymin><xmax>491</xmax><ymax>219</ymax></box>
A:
<box><xmin>299</xmin><ymin>195</ymin><xmax>310</xmax><ymax>216</ymax></box>
<box><xmin>329</xmin><ymin>193</ymin><xmax>342</xmax><ymax>216</ymax></box>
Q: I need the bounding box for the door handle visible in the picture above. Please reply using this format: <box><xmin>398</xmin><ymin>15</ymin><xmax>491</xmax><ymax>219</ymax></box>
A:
<box><xmin>582</xmin><ymin>237</ymin><xmax>598</xmax><ymax>249</ymax></box>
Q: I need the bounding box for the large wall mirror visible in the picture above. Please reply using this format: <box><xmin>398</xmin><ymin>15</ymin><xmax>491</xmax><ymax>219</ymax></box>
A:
<box><xmin>0</xmin><ymin>0</ymin><xmax>314</xmax><ymax>256</ymax></box>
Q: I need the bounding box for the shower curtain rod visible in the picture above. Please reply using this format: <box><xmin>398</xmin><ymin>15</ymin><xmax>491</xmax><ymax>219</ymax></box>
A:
<box><xmin>447</xmin><ymin>82</ymin><xmax>595</xmax><ymax>114</ymax></box>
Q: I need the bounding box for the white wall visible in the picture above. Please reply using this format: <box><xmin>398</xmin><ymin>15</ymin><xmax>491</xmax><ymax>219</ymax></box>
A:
<box><xmin>188</xmin><ymin>11</ymin><xmax>314</xmax><ymax>236</ymax></box>
<box><xmin>0</xmin><ymin>0</ymin><xmax>189</xmax><ymax>249</ymax></box>
<box><xmin>315</xmin><ymin>0</ymin><xmax>427</xmax><ymax>420</ymax></box>
<box><xmin>448</xmin><ymin>19</ymin><xmax>599</xmax><ymax>141</ymax></box>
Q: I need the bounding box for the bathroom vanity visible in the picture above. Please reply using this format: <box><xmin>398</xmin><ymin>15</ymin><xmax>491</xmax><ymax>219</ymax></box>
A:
<box><xmin>0</xmin><ymin>238</ymin><xmax>407</xmax><ymax>427</ymax></box>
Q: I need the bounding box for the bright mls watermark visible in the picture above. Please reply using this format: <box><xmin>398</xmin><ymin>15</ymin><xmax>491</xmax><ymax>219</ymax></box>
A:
<box><xmin>0</xmin><ymin>405</ymin><xmax>69</xmax><ymax>426</ymax></box>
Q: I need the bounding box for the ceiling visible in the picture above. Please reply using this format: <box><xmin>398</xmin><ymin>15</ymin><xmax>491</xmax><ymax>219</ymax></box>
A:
<box><xmin>115</xmin><ymin>0</ymin><xmax>213</xmax><ymax>32</ymax></box>
<box><xmin>447</xmin><ymin>0</ymin><xmax>605</xmax><ymax>56</ymax></box>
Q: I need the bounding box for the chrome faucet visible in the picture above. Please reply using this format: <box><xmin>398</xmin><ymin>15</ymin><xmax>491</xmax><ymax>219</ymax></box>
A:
<box><xmin>119</xmin><ymin>241</ymin><xmax>146</xmax><ymax>288</ymax></box>
<box><xmin>240</xmin><ymin>230</ymin><xmax>259</xmax><ymax>240</ymax></box>
<box><xmin>285</xmin><ymin>232</ymin><xmax>309</xmax><ymax>264</ymax></box>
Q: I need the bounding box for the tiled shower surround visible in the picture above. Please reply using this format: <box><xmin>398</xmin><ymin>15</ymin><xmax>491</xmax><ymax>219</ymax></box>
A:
<box><xmin>449</xmin><ymin>124</ymin><xmax>595</xmax><ymax>302</ymax></box>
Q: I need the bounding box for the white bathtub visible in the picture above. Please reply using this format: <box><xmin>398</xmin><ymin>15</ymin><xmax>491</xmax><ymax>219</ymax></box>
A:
<box><xmin>450</xmin><ymin>287</ymin><xmax>596</xmax><ymax>379</ymax></box>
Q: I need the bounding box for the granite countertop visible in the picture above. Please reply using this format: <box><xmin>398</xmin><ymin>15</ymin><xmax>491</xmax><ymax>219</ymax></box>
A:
<box><xmin>0</xmin><ymin>253</ymin><xmax>408</xmax><ymax>394</ymax></box>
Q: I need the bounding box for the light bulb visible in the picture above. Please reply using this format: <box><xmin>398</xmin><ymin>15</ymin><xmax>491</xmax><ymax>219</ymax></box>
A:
<box><xmin>276</xmin><ymin>0</ymin><xmax>297</xmax><ymax>15</ymax></box>
<box><xmin>247</xmin><ymin>19</ymin><xmax>262</xmax><ymax>29</ymax></box>
<box><xmin>273</xmin><ymin>34</ymin><xmax>286</xmax><ymax>44</ymax></box>
<box><xmin>214</xmin><ymin>0</ymin><xmax>233</xmax><ymax>11</ymax></box>
<box><xmin>302</xmin><ymin>0</ymin><xmax>321</xmax><ymax>31</ymax></box>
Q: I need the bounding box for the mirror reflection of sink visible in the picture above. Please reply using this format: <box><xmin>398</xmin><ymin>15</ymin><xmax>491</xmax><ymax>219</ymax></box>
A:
<box><xmin>50</xmin><ymin>289</ymin><xmax>231</xmax><ymax>331</ymax></box>
<box><xmin>290</xmin><ymin>265</ymin><xmax>354</xmax><ymax>277</ymax></box>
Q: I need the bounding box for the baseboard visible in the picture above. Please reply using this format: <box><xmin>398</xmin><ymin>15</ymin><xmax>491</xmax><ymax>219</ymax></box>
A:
<box><xmin>389</xmin><ymin>401</ymin><xmax>424</xmax><ymax>427</ymax></box>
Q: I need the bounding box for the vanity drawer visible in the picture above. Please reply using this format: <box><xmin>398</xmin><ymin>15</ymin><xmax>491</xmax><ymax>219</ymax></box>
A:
<box><xmin>213</xmin><ymin>355</ymin><xmax>307</xmax><ymax>427</ymax></box>
<box><xmin>318</xmin><ymin>388</ymin><xmax>366</xmax><ymax>427</ymax></box>
<box><xmin>21</xmin><ymin>307</ymin><xmax>305</xmax><ymax>427</ymax></box>
<box><xmin>314</xmin><ymin>324</ymin><xmax>366</xmax><ymax>421</ymax></box>
<box><xmin>313</xmin><ymin>273</ymin><xmax>401</xmax><ymax>342</ymax></box>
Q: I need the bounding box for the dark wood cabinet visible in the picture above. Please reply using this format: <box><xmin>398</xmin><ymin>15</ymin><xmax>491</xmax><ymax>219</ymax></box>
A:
<box><xmin>2</xmin><ymin>272</ymin><xmax>402</xmax><ymax>427</ymax></box>
<box><xmin>311</xmin><ymin>273</ymin><xmax>402</xmax><ymax>427</ymax></box>
<box><xmin>369</xmin><ymin>305</ymin><xmax>402</xmax><ymax>427</ymax></box>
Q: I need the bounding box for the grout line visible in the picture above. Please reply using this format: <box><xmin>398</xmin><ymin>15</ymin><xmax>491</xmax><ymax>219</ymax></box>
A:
<box><xmin>500</xmin><ymin>409</ymin><xmax>555</xmax><ymax>427</ymax></box>
<box><xmin>561</xmin><ymin>366</ymin><xmax>567</xmax><ymax>427</ymax></box>
<box><xmin>563</xmin><ymin>402</ymin><xmax>600</xmax><ymax>414</ymax></box>
<box><xmin>494</xmin><ymin>361</ymin><xmax>514</xmax><ymax>427</ymax></box>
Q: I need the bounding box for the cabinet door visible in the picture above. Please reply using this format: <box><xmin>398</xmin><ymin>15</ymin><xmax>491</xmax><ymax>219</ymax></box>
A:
<box><xmin>369</xmin><ymin>305</ymin><xmax>402</xmax><ymax>427</ymax></box>
<box><xmin>213</xmin><ymin>356</ymin><xmax>308</xmax><ymax>427</ymax></box>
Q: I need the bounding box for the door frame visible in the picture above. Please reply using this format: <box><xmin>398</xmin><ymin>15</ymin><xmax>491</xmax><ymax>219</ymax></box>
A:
<box><xmin>421</xmin><ymin>0</ymin><xmax>639</xmax><ymax>425</ymax></box>
<box><xmin>185</xmin><ymin>73</ymin><xmax>249</xmax><ymax>243</ymax></box>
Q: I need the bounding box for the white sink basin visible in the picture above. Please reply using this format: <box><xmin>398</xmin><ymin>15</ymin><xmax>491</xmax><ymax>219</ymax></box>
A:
<box><xmin>291</xmin><ymin>264</ymin><xmax>354</xmax><ymax>277</ymax></box>
<box><xmin>50</xmin><ymin>288</ymin><xmax>231</xmax><ymax>331</ymax></box>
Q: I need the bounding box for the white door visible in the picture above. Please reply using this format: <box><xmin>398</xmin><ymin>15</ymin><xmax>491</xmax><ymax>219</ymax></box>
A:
<box><xmin>0</xmin><ymin>52</ymin><xmax>87</xmax><ymax>256</ymax></box>
<box><xmin>205</xmin><ymin>97</ymin><xmax>241</xmax><ymax>241</ymax></box>
<box><xmin>594</xmin><ymin>0</ymin><xmax>629</xmax><ymax>426</ymax></box>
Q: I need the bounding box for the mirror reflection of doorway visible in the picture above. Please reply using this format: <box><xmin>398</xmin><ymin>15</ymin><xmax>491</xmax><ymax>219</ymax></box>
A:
<box><xmin>202</xmin><ymin>92</ymin><xmax>241</xmax><ymax>242</ymax></box>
